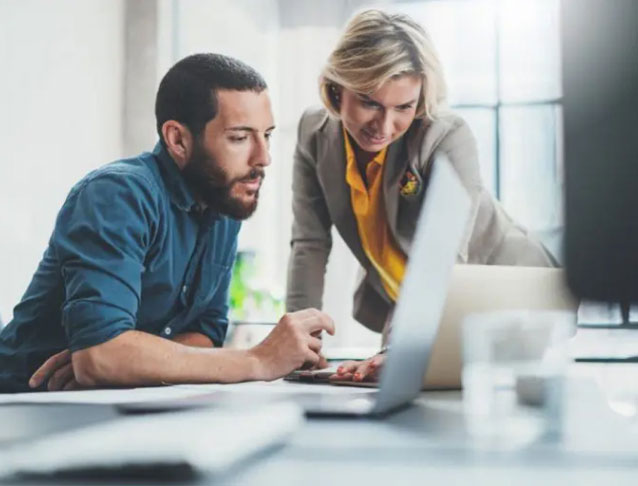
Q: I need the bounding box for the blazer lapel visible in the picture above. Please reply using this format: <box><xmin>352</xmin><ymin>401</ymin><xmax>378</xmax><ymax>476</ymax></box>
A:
<box><xmin>383</xmin><ymin>120</ymin><xmax>428</xmax><ymax>252</ymax></box>
<box><xmin>316</xmin><ymin>118</ymin><xmax>368</xmax><ymax>267</ymax></box>
<box><xmin>382</xmin><ymin>139</ymin><xmax>408</xmax><ymax>246</ymax></box>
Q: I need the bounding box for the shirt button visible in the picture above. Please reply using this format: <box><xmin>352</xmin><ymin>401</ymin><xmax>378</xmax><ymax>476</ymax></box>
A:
<box><xmin>182</xmin><ymin>285</ymin><xmax>188</xmax><ymax>295</ymax></box>
<box><xmin>164</xmin><ymin>327</ymin><xmax>172</xmax><ymax>336</ymax></box>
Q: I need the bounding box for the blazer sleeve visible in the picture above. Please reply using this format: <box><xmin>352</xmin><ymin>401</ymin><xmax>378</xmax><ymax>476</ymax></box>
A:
<box><xmin>433</xmin><ymin>116</ymin><xmax>556</xmax><ymax>266</ymax></box>
<box><xmin>285</xmin><ymin>111</ymin><xmax>334</xmax><ymax>312</ymax></box>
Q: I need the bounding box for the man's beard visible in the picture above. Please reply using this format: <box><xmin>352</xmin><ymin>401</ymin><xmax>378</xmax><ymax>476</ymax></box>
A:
<box><xmin>181</xmin><ymin>141</ymin><xmax>264</xmax><ymax>220</ymax></box>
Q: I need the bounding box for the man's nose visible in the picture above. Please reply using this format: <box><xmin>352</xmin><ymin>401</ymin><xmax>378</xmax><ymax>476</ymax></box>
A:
<box><xmin>251</xmin><ymin>136</ymin><xmax>271</xmax><ymax>167</ymax></box>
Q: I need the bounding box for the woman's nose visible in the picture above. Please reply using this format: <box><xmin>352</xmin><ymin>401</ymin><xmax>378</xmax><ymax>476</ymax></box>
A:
<box><xmin>373</xmin><ymin>111</ymin><xmax>393</xmax><ymax>136</ymax></box>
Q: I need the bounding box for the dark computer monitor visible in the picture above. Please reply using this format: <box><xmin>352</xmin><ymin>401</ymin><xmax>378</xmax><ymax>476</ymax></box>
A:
<box><xmin>563</xmin><ymin>0</ymin><xmax>638</xmax><ymax>301</ymax></box>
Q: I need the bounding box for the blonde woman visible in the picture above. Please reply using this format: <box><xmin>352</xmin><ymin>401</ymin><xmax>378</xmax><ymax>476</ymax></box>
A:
<box><xmin>286</xmin><ymin>9</ymin><xmax>554</xmax><ymax>382</ymax></box>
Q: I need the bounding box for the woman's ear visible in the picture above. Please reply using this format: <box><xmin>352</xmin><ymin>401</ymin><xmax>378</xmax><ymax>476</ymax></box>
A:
<box><xmin>330</xmin><ymin>84</ymin><xmax>343</xmax><ymax>111</ymax></box>
<box><xmin>161</xmin><ymin>121</ymin><xmax>193</xmax><ymax>170</ymax></box>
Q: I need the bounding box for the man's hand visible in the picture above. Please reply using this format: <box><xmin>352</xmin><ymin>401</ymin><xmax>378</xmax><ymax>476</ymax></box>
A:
<box><xmin>330</xmin><ymin>353</ymin><xmax>385</xmax><ymax>383</ymax></box>
<box><xmin>29</xmin><ymin>349</ymin><xmax>82</xmax><ymax>391</ymax></box>
<box><xmin>249</xmin><ymin>308</ymin><xmax>335</xmax><ymax>381</ymax></box>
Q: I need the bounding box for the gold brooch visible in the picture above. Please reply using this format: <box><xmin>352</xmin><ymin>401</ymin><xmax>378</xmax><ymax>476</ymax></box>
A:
<box><xmin>399</xmin><ymin>167</ymin><xmax>422</xmax><ymax>197</ymax></box>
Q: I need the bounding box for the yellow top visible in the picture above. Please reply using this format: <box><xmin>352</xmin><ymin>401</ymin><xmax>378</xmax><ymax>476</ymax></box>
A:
<box><xmin>343</xmin><ymin>129</ymin><xmax>407</xmax><ymax>301</ymax></box>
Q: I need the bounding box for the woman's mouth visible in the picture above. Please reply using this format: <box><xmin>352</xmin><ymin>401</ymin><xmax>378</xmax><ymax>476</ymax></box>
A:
<box><xmin>361</xmin><ymin>129</ymin><xmax>388</xmax><ymax>145</ymax></box>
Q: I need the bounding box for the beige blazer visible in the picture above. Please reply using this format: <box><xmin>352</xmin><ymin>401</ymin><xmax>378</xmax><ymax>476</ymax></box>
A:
<box><xmin>286</xmin><ymin>106</ymin><xmax>555</xmax><ymax>332</ymax></box>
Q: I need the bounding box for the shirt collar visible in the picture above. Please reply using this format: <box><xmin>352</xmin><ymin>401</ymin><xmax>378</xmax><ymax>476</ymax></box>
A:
<box><xmin>343</xmin><ymin>127</ymin><xmax>388</xmax><ymax>193</ymax></box>
<box><xmin>152</xmin><ymin>142</ymin><xmax>198</xmax><ymax>212</ymax></box>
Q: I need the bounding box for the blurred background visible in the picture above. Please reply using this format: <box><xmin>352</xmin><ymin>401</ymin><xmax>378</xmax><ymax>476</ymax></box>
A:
<box><xmin>0</xmin><ymin>0</ymin><xmax>563</xmax><ymax>350</ymax></box>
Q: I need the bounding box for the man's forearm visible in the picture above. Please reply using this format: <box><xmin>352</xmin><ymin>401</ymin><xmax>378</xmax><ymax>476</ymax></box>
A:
<box><xmin>173</xmin><ymin>331</ymin><xmax>214</xmax><ymax>348</ymax></box>
<box><xmin>71</xmin><ymin>330</ymin><xmax>260</xmax><ymax>387</ymax></box>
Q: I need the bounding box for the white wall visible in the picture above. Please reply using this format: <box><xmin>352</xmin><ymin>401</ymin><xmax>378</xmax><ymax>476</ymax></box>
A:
<box><xmin>0</xmin><ymin>0</ymin><xmax>125</xmax><ymax>324</ymax></box>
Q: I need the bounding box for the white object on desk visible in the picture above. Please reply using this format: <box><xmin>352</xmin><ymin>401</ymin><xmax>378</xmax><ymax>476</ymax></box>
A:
<box><xmin>577</xmin><ymin>300</ymin><xmax>623</xmax><ymax>326</ymax></box>
<box><xmin>569</xmin><ymin>329</ymin><xmax>638</xmax><ymax>360</ymax></box>
<box><xmin>176</xmin><ymin>380</ymin><xmax>377</xmax><ymax>395</ymax></box>
<box><xmin>0</xmin><ymin>381</ymin><xmax>376</xmax><ymax>408</ymax></box>
<box><xmin>0</xmin><ymin>385</ymin><xmax>217</xmax><ymax>405</ymax></box>
<box><xmin>0</xmin><ymin>402</ymin><xmax>303</xmax><ymax>478</ymax></box>
<box><xmin>628</xmin><ymin>304</ymin><xmax>638</xmax><ymax>323</ymax></box>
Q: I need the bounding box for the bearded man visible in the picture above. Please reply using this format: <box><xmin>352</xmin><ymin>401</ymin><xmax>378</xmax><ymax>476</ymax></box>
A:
<box><xmin>0</xmin><ymin>53</ymin><xmax>333</xmax><ymax>393</ymax></box>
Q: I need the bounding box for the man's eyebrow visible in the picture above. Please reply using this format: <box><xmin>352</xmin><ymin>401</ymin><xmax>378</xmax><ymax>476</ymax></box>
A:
<box><xmin>225</xmin><ymin>125</ymin><xmax>276</xmax><ymax>132</ymax></box>
<box><xmin>225</xmin><ymin>126</ymin><xmax>255</xmax><ymax>133</ymax></box>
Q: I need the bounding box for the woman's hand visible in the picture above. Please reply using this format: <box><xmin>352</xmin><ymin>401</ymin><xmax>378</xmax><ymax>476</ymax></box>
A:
<box><xmin>330</xmin><ymin>353</ymin><xmax>385</xmax><ymax>383</ymax></box>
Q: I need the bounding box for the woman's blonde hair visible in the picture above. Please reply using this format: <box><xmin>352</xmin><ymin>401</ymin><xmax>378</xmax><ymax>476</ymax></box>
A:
<box><xmin>320</xmin><ymin>9</ymin><xmax>447</xmax><ymax>121</ymax></box>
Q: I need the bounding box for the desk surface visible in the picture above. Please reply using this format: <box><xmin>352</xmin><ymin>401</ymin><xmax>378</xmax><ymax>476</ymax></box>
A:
<box><xmin>230</xmin><ymin>364</ymin><xmax>638</xmax><ymax>486</ymax></box>
<box><xmin>230</xmin><ymin>388</ymin><xmax>638</xmax><ymax>486</ymax></box>
<box><xmin>2</xmin><ymin>365</ymin><xmax>638</xmax><ymax>485</ymax></box>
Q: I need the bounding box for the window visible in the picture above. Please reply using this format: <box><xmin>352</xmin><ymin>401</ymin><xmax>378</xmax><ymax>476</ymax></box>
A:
<box><xmin>397</xmin><ymin>0</ymin><xmax>563</xmax><ymax>259</ymax></box>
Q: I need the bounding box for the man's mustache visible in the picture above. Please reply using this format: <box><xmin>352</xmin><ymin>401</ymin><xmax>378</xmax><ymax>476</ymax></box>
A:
<box><xmin>238</xmin><ymin>168</ymin><xmax>266</xmax><ymax>183</ymax></box>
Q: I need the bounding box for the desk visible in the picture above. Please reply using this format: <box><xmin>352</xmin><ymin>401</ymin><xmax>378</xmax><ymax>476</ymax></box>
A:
<box><xmin>2</xmin><ymin>366</ymin><xmax>638</xmax><ymax>485</ymax></box>
<box><xmin>230</xmin><ymin>381</ymin><xmax>638</xmax><ymax>485</ymax></box>
<box><xmin>228</xmin><ymin>364</ymin><xmax>638</xmax><ymax>485</ymax></box>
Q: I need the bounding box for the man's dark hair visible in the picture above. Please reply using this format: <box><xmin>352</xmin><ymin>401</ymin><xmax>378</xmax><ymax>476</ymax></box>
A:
<box><xmin>155</xmin><ymin>53</ymin><xmax>267</xmax><ymax>144</ymax></box>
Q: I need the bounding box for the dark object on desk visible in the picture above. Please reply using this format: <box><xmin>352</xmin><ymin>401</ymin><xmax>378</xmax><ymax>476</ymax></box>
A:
<box><xmin>0</xmin><ymin>403</ymin><xmax>118</xmax><ymax>446</ymax></box>
<box><xmin>578</xmin><ymin>323</ymin><xmax>638</xmax><ymax>330</ymax></box>
<box><xmin>14</xmin><ymin>462</ymin><xmax>199</xmax><ymax>483</ymax></box>
<box><xmin>574</xmin><ymin>357</ymin><xmax>638</xmax><ymax>363</ymax></box>
<box><xmin>116</xmin><ymin>392</ymin><xmax>221</xmax><ymax>414</ymax></box>
<box><xmin>563</xmin><ymin>0</ymin><xmax>638</xmax><ymax>301</ymax></box>
<box><xmin>284</xmin><ymin>369</ymin><xmax>380</xmax><ymax>388</ymax></box>
<box><xmin>284</xmin><ymin>369</ymin><xmax>334</xmax><ymax>384</ymax></box>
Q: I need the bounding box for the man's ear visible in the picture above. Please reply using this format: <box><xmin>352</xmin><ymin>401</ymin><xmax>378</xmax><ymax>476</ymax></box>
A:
<box><xmin>161</xmin><ymin>121</ymin><xmax>193</xmax><ymax>170</ymax></box>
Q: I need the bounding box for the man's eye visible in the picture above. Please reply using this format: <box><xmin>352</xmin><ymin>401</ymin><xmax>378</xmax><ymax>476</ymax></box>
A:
<box><xmin>229</xmin><ymin>136</ymin><xmax>248</xmax><ymax>142</ymax></box>
<box><xmin>265</xmin><ymin>132</ymin><xmax>273</xmax><ymax>140</ymax></box>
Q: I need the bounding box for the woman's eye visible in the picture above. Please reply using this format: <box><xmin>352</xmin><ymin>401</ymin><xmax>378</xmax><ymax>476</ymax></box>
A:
<box><xmin>361</xmin><ymin>99</ymin><xmax>380</xmax><ymax>109</ymax></box>
<box><xmin>396</xmin><ymin>105</ymin><xmax>413</xmax><ymax>112</ymax></box>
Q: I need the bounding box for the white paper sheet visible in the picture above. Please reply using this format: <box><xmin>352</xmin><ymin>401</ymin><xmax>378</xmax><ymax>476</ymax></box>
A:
<box><xmin>0</xmin><ymin>385</ymin><xmax>214</xmax><ymax>405</ymax></box>
<box><xmin>0</xmin><ymin>379</ymin><xmax>376</xmax><ymax>405</ymax></box>
<box><xmin>577</xmin><ymin>300</ymin><xmax>624</xmax><ymax>326</ymax></box>
<box><xmin>569</xmin><ymin>329</ymin><xmax>638</xmax><ymax>360</ymax></box>
<box><xmin>174</xmin><ymin>380</ymin><xmax>378</xmax><ymax>395</ymax></box>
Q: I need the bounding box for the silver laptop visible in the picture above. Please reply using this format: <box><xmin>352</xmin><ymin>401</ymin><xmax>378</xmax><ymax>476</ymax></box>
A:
<box><xmin>296</xmin><ymin>156</ymin><xmax>471</xmax><ymax>416</ymax></box>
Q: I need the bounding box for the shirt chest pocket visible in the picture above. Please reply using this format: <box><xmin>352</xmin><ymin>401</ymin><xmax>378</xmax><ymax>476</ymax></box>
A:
<box><xmin>189</xmin><ymin>261</ymin><xmax>232</xmax><ymax>307</ymax></box>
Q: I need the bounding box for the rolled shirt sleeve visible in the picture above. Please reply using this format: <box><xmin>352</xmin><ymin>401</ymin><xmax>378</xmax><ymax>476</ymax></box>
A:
<box><xmin>53</xmin><ymin>171</ymin><xmax>158</xmax><ymax>352</ymax></box>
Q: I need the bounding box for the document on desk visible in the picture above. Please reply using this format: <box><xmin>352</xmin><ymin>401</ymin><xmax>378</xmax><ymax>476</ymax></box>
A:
<box><xmin>577</xmin><ymin>300</ymin><xmax>624</xmax><ymax>327</ymax></box>
<box><xmin>0</xmin><ymin>402</ymin><xmax>304</xmax><ymax>479</ymax></box>
<box><xmin>175</xmin><ymin>380</ymin><xmax>378</xmax><ymax>395</ymax></box>
<box><xmin>0</xmin><ymin>385</ymin><xmax>216</xmax><ymax>405</ymax></box>
<box><xmin>0</xmin><ymin>380</ymin><xmax>376</xmax><ymax>406</ymax></box>
<box><xmin>569</xmin><ymin>329</ymin><xmax>638</xmax><ymax>360</ymax></box>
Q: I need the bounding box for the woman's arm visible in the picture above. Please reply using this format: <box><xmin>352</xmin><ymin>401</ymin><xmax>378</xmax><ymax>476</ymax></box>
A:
<box><xmin>433</xmin><ymin>116</ymin><xmax>555</xmax><ymax>266</ymax></box>
<box><xmin>286</xmin><ymin>111</ymin><xmax>334</xmax><ymax>312</ymax></box>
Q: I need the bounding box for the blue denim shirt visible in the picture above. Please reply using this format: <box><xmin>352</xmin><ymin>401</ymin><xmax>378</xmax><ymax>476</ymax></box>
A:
<box><xmin>0</xmin><ymin>143</ymin><xmax>240</xmax><ymax>392</ymax></box>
